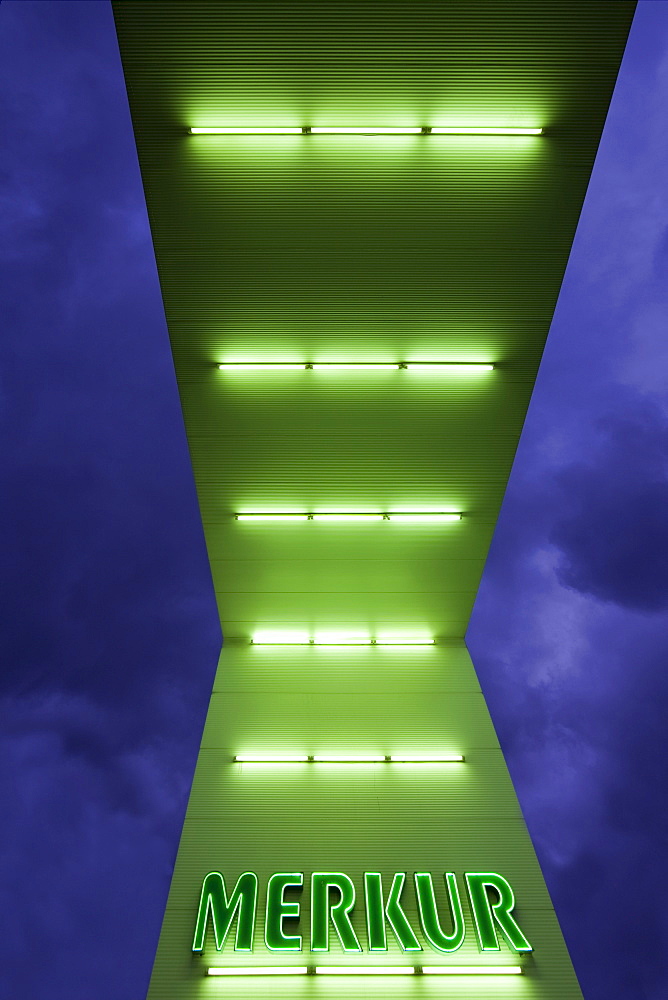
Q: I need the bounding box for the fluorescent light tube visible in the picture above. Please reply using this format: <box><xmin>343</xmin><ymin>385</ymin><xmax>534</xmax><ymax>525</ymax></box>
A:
<box><xmin>208</xmin><ymin>966</ymin><xmax>309</xmax><ymax>976</ymax></box>
<box><xmin>374</xmin><ymin>641</ymin><xmax>434</xmax><ymax>646</ymax></box>
<box><xmin>237</xmin><ymin>512</ymin><xmax>460</xmax><ymax>522</ymax></box>
<box><xmin>315</xmin><ymin>967</ymin><xmax>415</xmax><ymax>975</ymax></box>
<box><xmin>310</xmin><ymin>363</ymin><xmax>398</xmax><ymax>370</ymax></box>
<box><xmin>311</xmin><ymin>127</ymin><xmax>422</xmax><ymax>135</ymax></box>
<box><xmin>404</xmin><ymin>363</ymin><xmax>494</xmax><ymax>371</ymax></box>
<box><xmin>311</xmin><ymin>513</ymin><xmax>385</xmax><ymax>521</ymax></box>
<box><xmin>387</xmin><ymin>513</ymin><xmax>461</xmax><ymax>522</ymax></box>
<box><xmin>193</xmin><ymin>126</ymin><xmax>540</xmax><ymax>137</ymax></box>
<box><xmin>430</xmin><ymin>127</ymin><xmax>542</xmax><ymax>135</ymax></box>
<box><xmin>233</xmin><ymin>754</ymin><xmax>463</xmax><ymax>765</ymax></box>
<box><xmin>234</xmin><ymin>755</ymin><xmax>309</xmax><ymax>764</ymax></box>
<box><xmin>250</xmin><ymin>641</ymin><xmax>312</xmax><ymax>646</ymax></box>
<box><xmin>251</xmin><ymin>631</ymin><xmax>311</xmax><ymax>645</ymax></box>
<box><xmin>218</xmin><ymin>363</ymin><xmax>305</xmax><ymax>370</ymax></box>
<box><xmin>218</xmin><ymin>361</ymin><xmax>493</xmax><ymax>371</ymax></box>
<box><xmin>312</xmin><ymin>635</ymin><xmax>371</xmax><ymax>645</ymax></box>
<box><xmin>250</xmin><ymin>635</ymin><xmax>436</xmax><ymax>647</ymax></box>
<box><xmin>236</xmin><ymin>513</ymin><xmax>309</xmax><ymax>521</ymax></box>
<box><xmin>312</xmin><ymin>755</ymin><xmax>386</xmax><ymax>763</ymax></box>
<box><xmin>191</xmin><ymin>127</ymin><xmax>302</xmax><ymax>135</ymax></box>
<box><xmin>389</xmin><ymin>755</ymin><xmax>465</xmax><ymax>763</ymax></box>
<box><xmin>422</xmin><ymin>966</ymin><xmax>523</xmax><ymax>975</ymax></box>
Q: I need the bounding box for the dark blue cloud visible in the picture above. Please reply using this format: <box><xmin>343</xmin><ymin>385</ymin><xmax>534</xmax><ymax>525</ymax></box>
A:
<box><xmin>552</xmin><ymin>393</ymin><xmax>668</xmax><ymax>610</ymax></box>
<box><xmin>468</xmin><ymin>7</ymin><xmax>668</xmax><ymax>997</ymax></box>
<box><xmin>0</xmin><ymin>2</ymin><xmax>220</xmax><ymax>997</ymax></box>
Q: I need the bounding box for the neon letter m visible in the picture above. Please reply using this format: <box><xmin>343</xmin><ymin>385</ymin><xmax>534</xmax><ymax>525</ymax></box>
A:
<box><xmin>192</xmin><ymin>871</ymin><xmax>258</xmax><ymax>952</ymax></box>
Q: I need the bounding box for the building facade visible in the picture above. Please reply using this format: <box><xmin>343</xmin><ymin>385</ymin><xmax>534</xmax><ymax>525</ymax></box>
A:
<box><xmin>113</xmin><ymin>3</ymin><xmax>635</xmax><ymax>996</ymax></box>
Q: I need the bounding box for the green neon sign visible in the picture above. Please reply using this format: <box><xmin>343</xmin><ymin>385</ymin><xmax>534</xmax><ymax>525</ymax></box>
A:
<box><xmin>465</xmin><ymin>873</ymin><xmax>533</xmax><ymax>952</ymax></box>
<box><xmin>193</xmin><ymin>869</ymin><xmax>532</xmax><ymax>955</ymax></box>
<box><xmin>192</xmin><ymin>871</ymin><xmax>257</xmax><ymax>952</ymax></box>
<box><xmin>311</xmin><ymin>873</ymin><xmax>362</xmax><ymax>952</ymax></box>
<box><xmin>415</xmin><ymin>872</ymin><xmax>465</xmax><ymax>952</ymax></box>
<box><xmin>364</xmin><ymin>873</ymin><xmax>421</xmax><ymax>952</ymax></box>
<box><xmin>265</xmin><ymin>873</ymin><xmax>303</xmax><ymax>951</ymax></box>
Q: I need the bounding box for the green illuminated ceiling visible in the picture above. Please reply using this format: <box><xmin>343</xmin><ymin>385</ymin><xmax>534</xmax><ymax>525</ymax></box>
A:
<box><xmin>113</xmin><ymin>0</ymin><xmax>634</xmax><ymax>642</ymax></box>
<box><xmin>112</xmin><ymin>5</ymin><xmax>634</xmax><ymax>995</ymax></box>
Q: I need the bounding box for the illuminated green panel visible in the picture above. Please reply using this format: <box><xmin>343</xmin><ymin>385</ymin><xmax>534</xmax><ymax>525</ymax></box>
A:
<box><xmin>111</xmin><ymin>1</ymin><xmax>635</xmax><ymax>997</ymax></box>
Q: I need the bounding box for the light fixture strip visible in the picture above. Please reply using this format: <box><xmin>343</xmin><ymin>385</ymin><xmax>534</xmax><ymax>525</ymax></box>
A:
<box><xmin>389</xmin><ymin>755</ymin><xmax>465</xmax><ymax>763</ymax></box>
<box><xmin>233</xmin><ymin>755</ymin><xmax>310</xmax><ymax>764</ymax></box>
<box><xmin>311</xmin><ymin>513</ymin><xmax>385</xmax><ymax>522</ymax></box>
<box><xmin>206</xmin><ymin>965</ymin><xmax>521</xmax><ymax>977</ymax></box>
<box><xmin>234</xmin><ymin>755</ymin><xmax>463</xmax><ymax>765</ymax></box>
<box><xmin>191</xmin><ymin>127</ymin><xmax>303</xmax><ymax>135</ymax></box>
<box><xmin>235</xmin><ymin>513</ymin><xmax>310</xmax><ymax>521</ymax></box>
<box><xmin>314</xmin><ymin>966</ymin><xmax>415</xmax><ymax>975</ymax></box>
<box><xmin>430</xmin><ymin>127</ymin><xmax>541</xmax><ymax>135</ymax></box>
<box><xmin>422</xmin><ymin>966</ymin><xmax>523</xmax><ymax>975</ymax></box>
<box><xmin>373</xmin><ymin>638</ymin><xmax>435</xmax><ymax>645</ymax></box>
<box><xmin>217</xmin><ymin>361</ymin><xmax>494</xmax><ymax>371</ymax></box>
<box><xmin>192</xmin><ymin>126</ymin><xmax>542</xmax><ymax>137</ymax></box>
<box><xmin>311</xmin><ymin>363</ymin><xmax>397</xmax><ymax>370</ymax></box>
<box><xmin>250</xmin><ymin>637</ymin><xmax>436</xmax><ymax>646</ymax></box>
<box><xmin>207</xmin><ymin>966</ymin><xmax>309</xmax><ymax>976</ymax></box>
<box><xmin>250</xmin><ymin>639</ymin><xmax>313</xmax><ymax>645</ymax></box>
<box><xmin>312</xmin><ymin>755</ymin><xmax>386</xmax><ymax>763</ymax></box>
<box><xmin>237</xmin><ymin>512</ymin><xmax>461</xmax><ymax>522</ymax></box>
<box><xmin>310</xmin><ymin>127</ymin><xmax>422</xmax><ymax>135</ymax></box>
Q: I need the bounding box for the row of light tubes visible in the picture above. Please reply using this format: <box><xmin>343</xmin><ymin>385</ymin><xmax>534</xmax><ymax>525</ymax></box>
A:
<box><xmin>237</xmin><ymin>512</ymin><xmax>460</xmax><ymax>522</ymax></box>
<box><xmin>234</xmin><ymin>754</ymin><xmax>464</xmax><ymax>764</ymax></box>
<box><xmin>208</xmin><ymin>965</ymin><xmax>522</xmax><ymax>976</ymax></box>
<box><xmin>192</xmin><ymin>126</ymin><xmax>541</xmax><ymax>136</ymax></box>
<box><xmin>250</xmin><ymin>636</ymin><xmax>434</xmax><ymax>645</ymax></box>
<box><xmin>218</xmin><ymin>362</ymin><xmax>493</xmax><ymax>371</ymax></box>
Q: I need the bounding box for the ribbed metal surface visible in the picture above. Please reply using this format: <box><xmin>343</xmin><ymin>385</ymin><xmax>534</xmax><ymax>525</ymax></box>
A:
<box><xmin>112</xmin><ymin>0</ymin><xmax>634</xmax><ymax>637</ymax></box>
<box><xmin>112</xmin><ymin>2</ymin><xmax>634</xmax><ymax>998</ymax></box>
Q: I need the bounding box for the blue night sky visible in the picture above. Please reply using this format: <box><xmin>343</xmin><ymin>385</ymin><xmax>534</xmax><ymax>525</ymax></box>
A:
<box><xmin>1</xmin><ymin>2</ymin><xmax>666</xmax><ymax>997</ymax></box>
